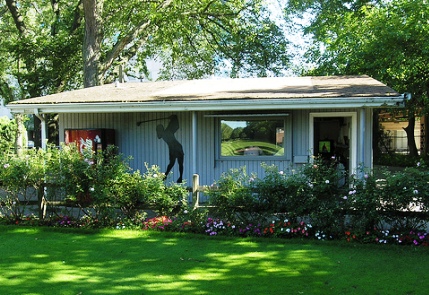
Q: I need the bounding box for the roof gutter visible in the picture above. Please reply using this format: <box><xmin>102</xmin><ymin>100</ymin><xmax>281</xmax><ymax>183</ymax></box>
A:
<box><xmin>8</xmin><ymin>95</ymin><xmax>406</xmax><ymax>115</ymax></box>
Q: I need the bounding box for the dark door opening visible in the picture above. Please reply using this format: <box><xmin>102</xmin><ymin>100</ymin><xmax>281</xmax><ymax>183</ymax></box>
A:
<box><xmin>314</xmin><ymin>117</ymin><xmax>350</xmax><ymax>183</ymax></box>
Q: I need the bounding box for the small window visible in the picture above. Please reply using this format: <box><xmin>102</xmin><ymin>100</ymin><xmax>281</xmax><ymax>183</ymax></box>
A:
<box><xmin>220</xmin><ymin>119</ymin><xmax>285</xmax><ymax>157</ymax></box>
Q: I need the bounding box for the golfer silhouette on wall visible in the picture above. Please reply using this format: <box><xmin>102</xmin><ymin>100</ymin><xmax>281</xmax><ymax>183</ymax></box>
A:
<box><xmin>156</xmin><ymin>115</ymin><xmax>184</xmax><ymax>183</ymax></box>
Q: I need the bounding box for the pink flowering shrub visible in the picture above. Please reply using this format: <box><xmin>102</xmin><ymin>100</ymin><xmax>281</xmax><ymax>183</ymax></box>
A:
<box><xmin>142</xmin><ymin>216</ymin><xmax>172</xmax><ymax>231</ymax></box>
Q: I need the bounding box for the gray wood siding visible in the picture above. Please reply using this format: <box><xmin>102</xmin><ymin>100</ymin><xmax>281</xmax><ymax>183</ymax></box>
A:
<box><xmin>59</xmin><ymin>107</ymin><xmax>369</xmax><ymax>186</ymax></box>
<box><xmin>292</xmin><ymin>109</ymin><xmax>310</xmax><ymax>159</ymax></box>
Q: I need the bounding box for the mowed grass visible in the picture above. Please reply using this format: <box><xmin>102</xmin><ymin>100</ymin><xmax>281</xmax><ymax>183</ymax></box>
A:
<box><xmin>0</xmin><ymin>226</ymin><xmax>428</xmax><ymax>295</ymax></box>
<box><xmin>221</xmin><ymin>140</ymin><xmax>283</xmax><ymax>156</ymax></box>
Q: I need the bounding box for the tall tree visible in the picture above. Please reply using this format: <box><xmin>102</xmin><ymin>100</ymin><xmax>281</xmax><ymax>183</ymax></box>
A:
<box><xmin>2</xmin><ymin>0</ymin><xmax>291</xmax><ymax>93</ymax></box>
<box><xmin>285</xmin><ymin>0</ymin><xmax>429</xmax><ymax>157</ymax></box>
<box><xmin>80</xmin><ymin>0</ymin><xmax>290</xmax><ymax>86</ymax></box>
<box><xmin>2</xmin><ymin>0</ymin><xmax>83</xmax><ymax>146</ymax></box>
<box><xmin>2</xmin><ymin>0</ymin><xmax>290</xmax><ymax>146</ymax></box>
<box><xmin>2</xmin><ymin>0</ymin><xmax>83</xmax><ymax>100</ymax></box>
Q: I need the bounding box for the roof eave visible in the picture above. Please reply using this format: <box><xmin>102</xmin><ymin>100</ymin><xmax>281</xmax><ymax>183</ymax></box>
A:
<box><xmin>7</xmin><ymin>96</ymin><xmax>405</xmax><ymax>115</ymax></box>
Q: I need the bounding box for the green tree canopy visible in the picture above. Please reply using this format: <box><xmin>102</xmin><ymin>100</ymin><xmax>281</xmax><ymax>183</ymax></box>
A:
<box><xmin>1</xmin><ymin>0</ymin><xmax>292</xmax><ymax>99</ymax></box>
<box><xmin>284</xmin><ymin>0</ymin><xmax>429</xmax><ymax>156</ymax></box>
<box><xmin>1</xmin><ymin>0</ymin><xmax>83</xmax><ymax>101</ymax></box>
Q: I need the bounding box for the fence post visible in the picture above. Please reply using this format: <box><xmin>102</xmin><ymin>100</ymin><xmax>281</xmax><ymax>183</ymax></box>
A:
<box><xmin>38</xmin><ymin>185</ymin><xmax>46</xmax><ymax>219</ymax></box>
<box><xmin>192</xmin><ymin>174</ymin><xmax>199</xmax><ymax>210</ymax></box>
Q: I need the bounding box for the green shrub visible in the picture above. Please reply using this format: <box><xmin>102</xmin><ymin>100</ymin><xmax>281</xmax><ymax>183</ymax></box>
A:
<box><xmin>54</xmin><ymin>143</ymin><xmax>97</xmax><ymax>203</ymax></box>
<box><xmin>346</xmin><ymin>167</ymin><xmax>384</xmax><ymax>233</ymax></box>
<box><xmin>141</xmin><ymin>164</ymin><xmax>188</xmax><ymax>216</ymax></box>
<box><xmin>255</xmin><ymin>164</ymin><xmax>314</xmax><ymax>219</ymax></box>
<box><xmin>374</xmin><ymin>153</ymin><xmax>424</xmax><ymax>167</ymax></box>
<box><xmin>206</xmin><ymin>167</ymin><xmax>258</xmax><ymax>223</ymax></box>
<box><xmin>0</xmin><ymin>144</ymin><xmax>189</xmax><ymax>225</ymax></box>
<box><xmin>298</xmin><ymin>159</ymin><xmax>348</xmax><ymax>236</ymax></box>
<box><xmin>379</xmin><ymin>162</ymin><xmax>429</xmax><ymax>229</ymax></box>
<box><xmin>0</xmin><ymin>148</ymin><xmax>53</xmax><ymax>220</ymax></box>
<box><xmin>0</xmin><ymin>116</ymin><xmax>17</xmax><ymax>152</ymax></box>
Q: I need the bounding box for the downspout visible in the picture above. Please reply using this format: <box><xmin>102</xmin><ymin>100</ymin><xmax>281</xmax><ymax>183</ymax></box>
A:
<box><xmin>192</xmin><ymin>111</ymin><xmax>197</xmax><ymax>174</ymax></box>
<box><xmin>191</xmin><ymin>112</ymin><xmax>198</xmax><ymax>206</ymax></box>
<box><xmin>34</xmin><ymin>109</ymin><xmax>47</xmax><ymax>150</ymax></box>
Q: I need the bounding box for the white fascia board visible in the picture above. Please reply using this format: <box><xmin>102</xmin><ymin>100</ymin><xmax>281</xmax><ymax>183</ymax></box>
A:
<box><xmin>8</xmin><ymin>96</ymin><xmax>405</xmax><ymax>114</ymax></box>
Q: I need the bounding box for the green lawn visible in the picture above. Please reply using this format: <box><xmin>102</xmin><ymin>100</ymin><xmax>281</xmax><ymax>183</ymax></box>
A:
<box><xmin>221</xmin><ymin>140</ymin><xmax>283</xmax><ymax>156</ymax></box>
<box><xmin>0</xmin><ymin>226</ymin><xmax>428</xmax><ymax>295</ymax></box>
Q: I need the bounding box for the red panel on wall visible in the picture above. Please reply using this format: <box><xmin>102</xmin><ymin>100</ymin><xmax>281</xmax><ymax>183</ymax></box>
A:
<box><xmin>64</xmin><ymin>129</ymin><xmax>115</xmax><ymax>154</ymax></box>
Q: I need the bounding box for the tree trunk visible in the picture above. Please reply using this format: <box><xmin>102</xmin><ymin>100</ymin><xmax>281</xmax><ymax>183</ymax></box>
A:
<box><xmin>83</xmin><ymin>0</ymin><xmax>104</xmax><ymax>87</ymax></box>
<box><xmin>403</xmin><ymin>115</ymin><xmax>419</xmax><ymax>157</ymax></box>
<box><xmin>14</xmin><ymin>114</ymin><xmax>27</xmax><ymax>155</ymax></box>
<box><xmin>420</xmin><ymin>115</ymin><xmax>428</xmax><ymax>158</ymax></box>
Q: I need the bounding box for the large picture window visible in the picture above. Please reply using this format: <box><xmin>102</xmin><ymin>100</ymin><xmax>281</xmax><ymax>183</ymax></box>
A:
<box><xmin>220</xmin><ymin>119</ymin><xmax>285</xmax><ymax>157</ymax></box>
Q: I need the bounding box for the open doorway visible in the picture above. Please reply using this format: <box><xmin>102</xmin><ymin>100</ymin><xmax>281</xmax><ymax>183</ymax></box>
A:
<box><xmin>310</xmin><ymin>112</ymin><xmax>357</xmax><ymax>180</ymax></box>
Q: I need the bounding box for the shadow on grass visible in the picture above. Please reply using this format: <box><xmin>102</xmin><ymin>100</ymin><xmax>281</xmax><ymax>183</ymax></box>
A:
<box><xmin>0</xmin><ymin>226</ymin><xmax>428</xmax><ymax>295</ymax></box>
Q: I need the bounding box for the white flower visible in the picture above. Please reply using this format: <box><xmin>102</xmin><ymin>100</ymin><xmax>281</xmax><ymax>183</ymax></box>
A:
<box><xmin>3</xmin><ymin>164</ymin><xmax>9</xmax><ymax>168</ymax></box>
<box><xmin>413</xmin><ymin>189</ymin><xmax>419</xmax><ymax>195</ymax></box>
<box><xmin>325</xmin><ymin>180</ymin><xmax>330</xmax><ymax>184</ymax></box>
<box><xmin>153</xmin><ymin>174</ymin><xmax>158</xmax><ymax>178</ymax></box>
<box><xmin>343</xmin><ymin>196</ymin><xmax>348</xmax><ymax>200</ymax></box>
<box><xmin>89</xmin><ymin>187</ymin><xmax>95</xmax><ymax>192</ymax></box>
<box><xmin>417</xmin><ymin>162</ymin><xmax>421</xmax><ymax>167</ymax></box>
<box><xmin>279</xmin><ymin>170</ymin><xmax>284</xmax><ymax>175</ymax></box>
<box><xmin>183</xmin><ymin>210</ymin><xmax>188</xmax><ymax>214</ymax></box>
<box><xmin>364</xmin><ymin>174</ymin><xmax>369</xmax><ymax>179</ymax></box>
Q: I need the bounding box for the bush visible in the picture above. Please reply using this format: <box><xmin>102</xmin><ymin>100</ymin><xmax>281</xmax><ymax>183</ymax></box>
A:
<box><xmin>2</xmin><ymin>143</ymin><xmax>429</xmax><ymax>247</ymax></box>
<box><xmin>207</xmin><ymin>159</ymin><xmax>349</xmax><ymax>236</ymax></box>
<box><xmin>205</xmin><ymin>158</ymin><xmax>429</xmax><ymax>241</ymax></box>
<box><xmin>0</xmin><ymin>144</ymin><xmax>189</xmax><ymax>226</ymax></box>
<box><xmin>0</xmin><ymin>147</ymin><xmax>54</xmax><ymax>221</ymax></box>
<box><xmin>206</xmin><ymin>167</ymin><xmax>258</xmax><ymax>223</ymax></box>
<box><xmin>255</xmin><ymin>164</ymin><xmax>313</xmax><ymax>217</ymax></box>
<box><xmin>346</xmin><ymin>167</ymin><xmax>384</xmax><ymax>233</ymax></box>
<box><xmin>140</xmin><ymin>164</ymin><xmax>188</xmax><ymax>216</ymax></box>
<box><xmin>379</xmin><ymin>162</ymin><xmax>429</xmax><ymax>229</ymax></box>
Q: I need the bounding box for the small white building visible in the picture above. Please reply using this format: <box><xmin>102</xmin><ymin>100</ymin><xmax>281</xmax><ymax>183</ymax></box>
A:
<box><xmin>8</xmin><ymin>75</ymin><xmax>405</xmax><ymax>186</ymax></box>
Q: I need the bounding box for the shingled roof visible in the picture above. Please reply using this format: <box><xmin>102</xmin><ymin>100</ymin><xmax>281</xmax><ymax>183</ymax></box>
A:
<box><xmin>8</xmin><ymin>75</ymin><xmax>404</xmax><ymax>114</ymax></box>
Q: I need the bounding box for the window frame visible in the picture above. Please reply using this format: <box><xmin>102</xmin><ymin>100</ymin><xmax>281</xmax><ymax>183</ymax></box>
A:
<box><xmin>216</xmin><ymin>114</ymin><xmax>292</xmax><ymax>161</ymax></box>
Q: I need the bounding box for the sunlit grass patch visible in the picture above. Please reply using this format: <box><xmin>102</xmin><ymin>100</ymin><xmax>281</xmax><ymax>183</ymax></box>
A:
<box><xmin>1</xmin><ymin>226</ymin><xmax>429</xmax><ymax>294</ymax></box>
